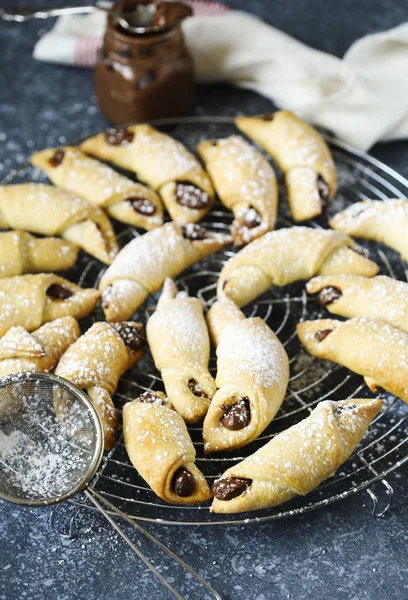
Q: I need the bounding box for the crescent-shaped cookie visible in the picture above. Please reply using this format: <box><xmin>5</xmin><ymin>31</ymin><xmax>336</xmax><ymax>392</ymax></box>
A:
<box><xmin>0</xmin><ymin>274</ymin><xmax>100</xmax><ymax>337</ymax></box>
<box><xmin>31</xmin><ymin>146</ymin><xmax>163</xmax><ymax>230</ymax></box>
<box><xmin>0</xmin><ymin>231</ymin><xmax>79</xmax><ymax>278</ymax></box>
<box><xmin>235</xmin><ymin>110</ymin><xmax>337</xmax><ymax>221</ymax></box>
<box><xmin>306</xmin><ymin>274</ymin><xmax>408</xmax><ymax>332</ymax></box>
<box><xmin>0</xmin><ymin>183</ymin><xmax>118</xmax><ymax>264</ymax></box>
<box><xmin>146</xmin><ymin>278</ymin><xmax>215</xmax><ymax>423</ymax></box>
<box><xmin>329</xmin><ymin>199</ymin><xmax>408</xmax><ymax>260</ymax></box>
<box><xmin>203</xmin><ymin>293</ymin><xmax>289</xmax><ymax>453</ymax></box>
<box><xmin>297</xmin><ymin>316</ymin><xmax>408</xmax><ymax>403</ymax></box>
<box><xmin>218</xmin><ymin>227</ymin><xmax>379</xmax><ymax>307</ymax></box>
<box><xmin>0</xmin><ymin>317</ymin><xmax>80</xmax><ymax>378</ymax></box>
<box><xmin>123</xmin><ymin>391</ymin><xmax>212</xmax><ymax>504</ymax></box>
<box><xmin>56</xmin><ymin>321</ymin><xmax>144</xmax><ymax>449</ymax></box>
<box><xmin>81</xmin><ymin>124</ymin><xmax>215</xmax><ymax>224</ymax></box>
<box><xmin>197</xmin><ymin>135</ymin><xmax>278</xmax><ymax>245</ymax></box>
<box><xmin>100</xmin><ymin>222</ymin><xmax>231</xmax><ymax>322</ymax></box>
<box><xmin>211</xmin><ymin>398</ymin><xmax>382</xmax><ymax>513</ymax></box>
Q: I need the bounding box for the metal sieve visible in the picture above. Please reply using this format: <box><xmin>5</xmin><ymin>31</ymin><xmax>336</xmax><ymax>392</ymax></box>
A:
<box><xmin>0</xmin><ymin>372</ymin><xmax>221</xmax><ymax>600</ymax></box>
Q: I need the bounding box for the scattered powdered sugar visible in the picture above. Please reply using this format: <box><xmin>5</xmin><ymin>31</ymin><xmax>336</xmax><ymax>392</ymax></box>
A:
<box><xmin>217</xmin><ymin>319</ymin><xmax>288</xmax><ymax>389</ymax></box>
<box><xmin>148</xmin><ymin>295</ymin><xmax>209</xmax><ymax>365</ymax></box>
<box><xmin>0</xmin><ymin>384</ymin><xmax>96</xmax><ymax>502</ymax></box>
<box><xmin>205</xmin><ymin>135</ymin><xmax>276</xmax><ymax>204</ymax></box>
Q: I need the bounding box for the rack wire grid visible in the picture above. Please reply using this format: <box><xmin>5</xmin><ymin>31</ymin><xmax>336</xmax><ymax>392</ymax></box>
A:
<box><xmin>5</xmin><ymin>116</ymin><xmax>408</xmax><ymax>526</ymax></box>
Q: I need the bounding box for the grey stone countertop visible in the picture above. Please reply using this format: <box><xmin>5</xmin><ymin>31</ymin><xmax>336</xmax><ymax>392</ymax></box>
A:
<box><xmin>1</xmin><ymin>1</ymin><xmax>408</xmax><ymax>599</ymax></box>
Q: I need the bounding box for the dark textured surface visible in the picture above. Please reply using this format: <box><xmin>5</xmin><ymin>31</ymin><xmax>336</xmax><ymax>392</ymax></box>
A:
<box><xmin>1</xmin><ymin>1</ymin><xmax>408</xmax><ymax>599</ymax></box>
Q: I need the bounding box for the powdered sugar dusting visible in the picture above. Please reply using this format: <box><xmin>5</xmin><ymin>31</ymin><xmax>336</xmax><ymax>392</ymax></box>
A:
<box><xmin>0</xmin><ymin>382</ymin><xmax>97</xmax><ymax>502</ymax></box>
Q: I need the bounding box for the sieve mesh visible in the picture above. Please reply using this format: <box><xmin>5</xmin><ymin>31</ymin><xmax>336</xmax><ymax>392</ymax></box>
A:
<box><xmin>3</xmin><ymin>117</ymin><xmax>408</xmax><ymax>524</ymax></box>
<box><xmin>0</xmin><ymin>372</ymin><xmax>104</xmax><ymax>506</ymax></box>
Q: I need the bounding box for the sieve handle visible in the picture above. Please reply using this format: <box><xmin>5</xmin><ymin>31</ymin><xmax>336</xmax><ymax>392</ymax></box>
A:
<box><xmin>85</xmin><ymin>489</ymin><xmax>222</xmax><ymax>600</ymax></box>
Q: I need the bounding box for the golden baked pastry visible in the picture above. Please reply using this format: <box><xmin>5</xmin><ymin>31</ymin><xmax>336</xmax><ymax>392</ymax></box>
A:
<box><xmin>218</xmin><ymin>227</ymin><xmax>379</xmax><ymax>307</ymax></box>
<box><xmin>81</xmin><ymin>124</ymin><xmax>215</xmax><ymax>224</ymax></box>
<box><xmin>235</xmin><ymin>110</ymin><xmax>337</xmax><ymax>221</ymax></box>
<box><xmin>123</xmin><ymin>390</ymin><xmax>212</xmax><ymax>504</ymax></box>
<box><xmin>99</xmin><ymin>222</ymin><xmax>231</xmax><ymax>322</ymax></box>
<box><xmin>307</xmin><ymin>274</ymin><xmax>408</xmax><ymax>332</ymax></box>
<box><xmin>329</xmin><ymin>199</ymin><xmax>408</xmax><ymax>260</ymax></box>
<box><xmin>56</xmin><ymin>321</ymin><xmax>144</xmax><ymax>450</ymax></box>
<box><xmin>0</xmin><ymin>317</ymin><xmax>80</xmax><ymax>378</ymax></box>
<box><xmin>146</xmin><ymin>278</ymin><xmax>215</xmax><ymax>423</ymax></box>
<box><xmin>31</xmin><ymin>146</ymin><xmax>163</xmax><ymax>231</ymax></box>
<box><xmin>0</xmin><ymin>183</ymin><xmax>118</xmax><ymax>264</ymax></box>
<box><xmin>0</xmin><ymin>273</ymin><xmax>100</xmax><ymax>337</ymax></box>
<box><xmin>203</xmin><ymin>293</ymin><xmax>289</xmax><ymax>453</ymax></box>
<box><xmin>297</xmin><ymin>316</ymin><xmax>408</xmax><ymax>403</ymax></box>
<box><xmin>197</xmin><ymin>135</ymin><xmax>278</xmax><ymax>245</ymax></box>
<box><xmin>211</xmin><ymin>398</ymin><xmax>382</xmax><ymax>513</ymax></box>
<box><xmin>0</xmin><ymin>230</ymin><xmax>79</xmax><ymax>278</ymax></box>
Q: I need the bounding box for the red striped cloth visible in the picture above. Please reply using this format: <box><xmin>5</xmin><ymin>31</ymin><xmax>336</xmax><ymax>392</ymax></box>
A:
<box><xmin>74</xmin><ymin>0</ymin><xmax>229</xmax><ymax>68</ymax></box>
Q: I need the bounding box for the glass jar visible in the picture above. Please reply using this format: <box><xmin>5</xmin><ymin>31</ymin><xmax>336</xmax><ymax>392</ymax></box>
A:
<box><xmin>95</xmin><ymin>3</ymin><xmax>194</xmax><ymax>124</ymax></box>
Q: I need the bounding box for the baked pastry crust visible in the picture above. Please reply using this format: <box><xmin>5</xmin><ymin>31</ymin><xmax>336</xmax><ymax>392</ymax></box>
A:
<box><xmin>31</xmin><ymin>146</ymin><xmax>163</xmax><ymax>231</ymax></box>
<box><xmin>211</xmin><ymin>398</ymin><xmax>382</xmax><ymax>513</ymax></box>
<box><xmin>0</xmin><ymin>183</ymin><xmax>118</xmax><ymax>264</ymax></box>
<box><xmin>123</xmin><ymin>391</ymin><xmax>212</xmax><ymax>504</ymax></box>
<box><xmin>0</xmin><ymin>316</ymin><xmax>80</xmax><ymax>378</ymax></box>
<box><xmin>235</xmin><ymin>110</ymin><xmax>337</xmax><ymax>222</ymax></box>
<box><xmin>81</xmin><ymin>124</ymin><xmax>215</xmax><ymax>224</ymax></box>
<box><xmin>0</xmin><ymin>230</ymin><xmax>79</xmax><ymax>278</ymax></box>
<box><xmin>203</xmin><ymin>293</ymin><xmax>289</xmax><ymax>453</ymax></box>
<box><xmin>329</xmin><ymin>199</ymin><xmax>408</xmax><ymax>260</ymax></box>
<box><xmin>56</xmin><ymin>321</ymin><xmax>144</xmax><ymax>449</ymax></box>
<box><xmin>0</xmin><ymin>273</ymin><xmax>100</xmax><ymax>337</ymax></box>
<box><xmin>197</xmin><ymin>135</ymin><xmax>278</xmax><ymax>245</ymax></box>
<box><xmin>146</xmin><ymin>278</ymin><xmax>215</xmax><ymax>423</ymax></box>
<box><xmin>99</xmin><ymin>222</ymin><xmax>231</xmax><ymax>322</ymax></box>
<box><xmin>297</xmin><ymin>316</ymin><xmax>408</xmax><ymax>403</ymax></box>
<box><xmin>307</xmin><ymin>274</ymin><xmax>408</xmax><ymax>332</ymax></box>
<box><xmin>218</xmin><ymin>227</ymin><xmax>379</xmax><ymax>307</ymax></box>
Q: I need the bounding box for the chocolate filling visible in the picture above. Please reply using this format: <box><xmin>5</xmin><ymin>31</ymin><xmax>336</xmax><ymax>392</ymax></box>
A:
<box><xmin>101</xmin><ymin>286</ymin><xmax>112</xmax><ymax>308</ymax></box>
<box><xmin>128</xmin><ymin>197</ymin><xmax>156</xmax><ymax>216</ymax></box>
<box><xmin>221</xmin><ymin>398</ymin><xmax>250</xmax><ymax>430</ymax></box>
<box><xmin>315</xmin><ymin>329</ymin><xmax>333</xmax><ymax>342</ymax></box>
<box><xmin>138</xmin><ymin>391</ymin><xmax>162</xmax><ymax>404</ymax></box>
<box><xmin>318</xmin><ymin>286</ymin><xmax>342</xmax><ymax>306</ymax></box>
<box><xmin>48</xmin><ymin>149</ymin><xmax>65</xmax><ymax>167</ymax></box>
<box><xmin>210</xmin><ymin>139</ymin><xmax>218</xmax><ymax>146</ymax></box>
<box><xmin>188</xmin><ymin>378</ymin><xmax>209</xmax><ymax>399</ymax></box>
<box><xmin>105</xmin><ymin>127</ymin><xmax>134</xmax><ymax>146</ymax></box>
<box><xmin>181</xmin><ymin>224</ymin><xmax>209</xmax><ymax>241</ymax></box>
<box><xmin>317</xmin><ymin>175</ymin><xmax>330</xmax><ymax>211</ymax></box>
<box><xmin>243</xmin><ymin>208</ymin><xmax>262</xmax><ymax>229</ymax></box>
<box><xmin>112</xmin><ymin>322</ymin><xmax>145</xmax><ymax>351</ymax></box>
<box><xmin>261</xmin><ymin>114</ymin><xmax>274</xmax><ymax>121</ymax></box>
<box><xmin>172</xmin><ymin>467</ymin><xmax>196</xmax><ymax>497</ymax></box>
<box><xmin>46</xmin><ymin>284</ymin><xmax>73</xmax><ymax>300</ymax></box>
<box><xmin>212</xmin><ymin>477</ymin><xmax>252</xmax><ymax>501</ymax></box>
<box><xmin>175</xmin><ymin>181</ymin><xmax>210</xmax><ymax>210</ymax></box>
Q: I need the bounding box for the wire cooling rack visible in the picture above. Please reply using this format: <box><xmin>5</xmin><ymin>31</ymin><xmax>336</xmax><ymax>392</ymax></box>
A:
<box><xmin>5</xmin><ymin>116</ymin><xmax>408</xmax><ymax>526</ymax></box>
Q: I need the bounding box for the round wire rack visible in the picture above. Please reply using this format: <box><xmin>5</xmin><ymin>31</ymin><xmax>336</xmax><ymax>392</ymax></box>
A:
<box><xmin>5</xmin><ymin>116</ymin><xmax>408</xmax><ymax>526</ymax></box>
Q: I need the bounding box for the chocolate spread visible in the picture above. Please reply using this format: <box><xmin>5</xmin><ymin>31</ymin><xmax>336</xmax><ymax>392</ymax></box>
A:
<box><xmin>95</xmin><ymin>1</ymin><xmax>194</xmax><ymax>124</ymax></box>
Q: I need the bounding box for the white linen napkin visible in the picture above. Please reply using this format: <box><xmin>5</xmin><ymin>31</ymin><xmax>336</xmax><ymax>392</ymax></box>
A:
<box><xmin>33</xmin><ymin>7</ymin><xmax>408</xmax><ymax>151</ymax></box>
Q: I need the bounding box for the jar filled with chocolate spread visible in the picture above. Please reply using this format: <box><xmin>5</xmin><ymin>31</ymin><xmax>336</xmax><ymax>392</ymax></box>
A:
<box><xmin>95</xmin><ymin>0</ymin><xmax>194</xmax><ymax>124</ymax></box>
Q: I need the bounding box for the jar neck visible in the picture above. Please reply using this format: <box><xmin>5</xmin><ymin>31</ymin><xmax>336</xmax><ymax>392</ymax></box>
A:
<box><xmin>105</xmin><ymin>17</ymin><xmax>186</xmax><ymax>63</ymax></box>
